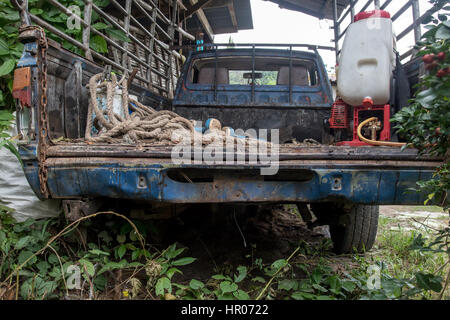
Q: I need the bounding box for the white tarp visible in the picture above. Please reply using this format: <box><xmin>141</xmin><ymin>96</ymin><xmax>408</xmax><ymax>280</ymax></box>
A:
<box><xmin>0</xmin><ymin>117</ymin><xmax>61</xmax><ymax>222</ymax></box>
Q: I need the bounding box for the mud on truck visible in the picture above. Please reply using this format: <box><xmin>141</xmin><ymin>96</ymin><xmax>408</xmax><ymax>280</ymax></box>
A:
<box><xmin>11</xmin><ymin>0</ymin><xmax>445</xmax><ymax>253</ymax></box>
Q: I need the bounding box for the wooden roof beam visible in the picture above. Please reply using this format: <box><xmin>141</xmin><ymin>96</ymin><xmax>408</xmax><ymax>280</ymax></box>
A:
<box><xmin>227</xmin><ymin>0</ymin><xmax>238</xmax><ymax>32</ymax></box>
<box><xmin>185</xmin><ymin>0</ymin><xmax>213</xmax><ymax>18</ymax></box>
<box><xmin>188</xmin><ymin>0</ymin><xmax>214</xmax><ymax>39</ymax></box>
<box><xmin>267</xmin><ymin>0</ymin><xmax>327</xmax><ymax>19</ymax></box>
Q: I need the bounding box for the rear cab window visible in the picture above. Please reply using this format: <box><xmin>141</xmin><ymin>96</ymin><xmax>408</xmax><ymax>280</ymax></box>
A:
<box><xmin>187</xmin><ymin>56</ymin><xmax>320</xmax><ymax>87</ymax></box>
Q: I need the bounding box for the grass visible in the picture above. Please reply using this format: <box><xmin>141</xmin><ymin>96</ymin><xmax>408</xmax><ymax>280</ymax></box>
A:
<box><xmin>0</xmin><ymin>205</ymin><xmax>448</xmax><ymax>300</ymax></box>
<box><xmin>408</xmin><ymin>206</ymin><xmax>445</xmax><ymax>213</ymax></box>
<box><xmin>366</xmin><ymin>209</ymin><xmax>449</xmax><ymax>299</ymax></box>
<box><xmin>378</xmin><ymin>216</ymin><xmax>397</xmax><ymax>228</ymax></box>
<box><xmin>436</xmin><ymin>215</ymin><xmax>450</xmax><ymax>221</ymax></box>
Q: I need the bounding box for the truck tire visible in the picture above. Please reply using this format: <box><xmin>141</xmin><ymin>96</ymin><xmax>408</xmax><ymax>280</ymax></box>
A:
<box><xmin>310</xmin><ymin>203</ymin><xmax>379</xmax><ymax>254</ymax></box>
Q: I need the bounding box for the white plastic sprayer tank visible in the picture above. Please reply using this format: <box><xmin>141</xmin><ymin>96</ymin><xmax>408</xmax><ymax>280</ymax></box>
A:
<box><xmin>337</xmin><ymin>10</ymin><xmax>396</xmax><ymax>106</ymax></box>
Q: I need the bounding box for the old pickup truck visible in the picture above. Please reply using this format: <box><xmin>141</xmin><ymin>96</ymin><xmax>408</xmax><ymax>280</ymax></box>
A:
<box><xmin>11</xmin><ymin>0</ymin><xmax>442</xmax><ymax>253</ymax></box>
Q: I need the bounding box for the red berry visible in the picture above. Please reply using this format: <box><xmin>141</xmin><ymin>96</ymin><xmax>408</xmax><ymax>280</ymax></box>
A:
<box><xmin>437</xmin><ymin>69</ymin><xmax>446</xmax><ymax>78</ymax></box>
<box><xmin>437</xmin><ymin>52</ymin><xmax>446</xmax><ymax>61</ymax></box>
<box><xmin>426</xmin><ymin>61</ymin><xmax>438</xmax><ymax>70</ymax></box>
<box><xmin>422</xmin><ymin>54</ymin><xmax>434</xmax><ymax>64</ymax></box>
<box><xmin>435</xmin><ymin>128</ymin><xmax>441</xmax><ymax>136</ymax></box>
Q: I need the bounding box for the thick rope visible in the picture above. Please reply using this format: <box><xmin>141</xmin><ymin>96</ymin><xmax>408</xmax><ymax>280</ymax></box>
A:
<box><xmin>85</xmin><ymin>73</ymin><xmax>272</xmax><ymax>148</ymax></box>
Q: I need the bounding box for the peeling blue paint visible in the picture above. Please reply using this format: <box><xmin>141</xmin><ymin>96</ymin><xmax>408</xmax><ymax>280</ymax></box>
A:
<box><xmin>41</xmin><ymin>161</ymin><xmax>432</xmax><ymax>205</ymax></box>
<box><xmin>17</xmin><ymin>43</ymin><xmax>38</xmax><ymax>67</ymax></box>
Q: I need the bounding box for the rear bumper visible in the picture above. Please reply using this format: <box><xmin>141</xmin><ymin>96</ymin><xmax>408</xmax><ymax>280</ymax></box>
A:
<box><xmin>20</xmin><ymin>155</ymin><xmax>438</xmax><ymax>205</ymax></box>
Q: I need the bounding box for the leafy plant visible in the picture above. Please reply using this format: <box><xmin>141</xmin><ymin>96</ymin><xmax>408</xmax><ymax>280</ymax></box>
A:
<box><xmin>0</xmin><ymin>210</ymin><xmax>65</xmax><ymax>299</ymax></box>
<box><xmin>150</xmin><ymin>243</ymin><xmax>197</xmax><ymax>299</ymax></box>
<box><xmin>0</xmin><ymin>109</ymin><xmax>20</xmax><ymax>161</ymax></box>
<box><xmin>0</xmin><ymin>0</ymin><xmax>25</xmax><ymax>111</ymax></box>
<box><xmin>0</xmin><ymin>209</ymin><xmax>198</xmax><ymax>300</ymax></box>
<box><xmin>391</xmin><ymin>1</ymin><xmax>449</xmax><ymax>299</ymax></box>
<box><xmin>0</xmin><ymin>0</ymin><xmax>130</xmax><ymax>112</ymax></box>
<box><xmin>392</xmin><ymin>3</ymin><xmax>449</xmax><ymax>208</ymax></box>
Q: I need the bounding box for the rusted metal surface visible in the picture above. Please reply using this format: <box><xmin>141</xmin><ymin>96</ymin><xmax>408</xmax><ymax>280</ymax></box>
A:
<box><xmin>39</xmin><ymin>156</ymin><xmax>437</xmax><ymax>204</ymax></box>
<box><xmin>12</xmin><ymin>67</ymin><xmax>31</xmax><ymax>91</ymax></box>
<box><xmin>17</xmin><ymin>25</ymin><xmax>52</xmax><ymax>198</ymax></box>
<box><xmin>37</xmin><ymin>26</ymin><xmax>50</xmax><ymax>198</ymax></box>
<box><xmin>45</xmin><ymin>144</ymin><xmax>443</xmax><ymax>163</ymax></box>
<box><xmin>44</xmin><ymin>156</ymin><xmax>442</xmax><ymax>169</ymax></box>
<box><xmin>12</xmin><ymin>67</ymin><xmax>32</xmax><ymax>108</ymax></box>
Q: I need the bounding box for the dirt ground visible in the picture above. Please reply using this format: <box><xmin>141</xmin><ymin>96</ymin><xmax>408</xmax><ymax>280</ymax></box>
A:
<box><xmin>150</xmin><ymin>204</ymin><xmax>448</xmax><ymax>284</ymax></box>
<box><xmin>152</xmin><ymin>205</ymin><xmax>326</xmax><ymax>283</ymax></box>
<box><xmin>379</xmin><ymin>206</ymin><xmax>448</xmax><ymax>231</ymax></box>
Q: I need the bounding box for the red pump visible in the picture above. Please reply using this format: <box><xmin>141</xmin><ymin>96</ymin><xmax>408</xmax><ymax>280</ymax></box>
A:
<box><xmin>329</xmin><ymin>99</ymin><xmax>392</xmax><ymax>147</ymax></box>
<box><xmin>329</xmin><ymin>99</ymin><xmax>349</xmax><ymax>129</ymax></box>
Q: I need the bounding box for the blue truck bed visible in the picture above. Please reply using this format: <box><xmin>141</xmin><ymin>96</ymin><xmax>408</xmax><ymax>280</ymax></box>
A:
<box><xmin>19</xmin><ymin>143</ymin><xmax>440</xmax><ymax>205</ymax></box>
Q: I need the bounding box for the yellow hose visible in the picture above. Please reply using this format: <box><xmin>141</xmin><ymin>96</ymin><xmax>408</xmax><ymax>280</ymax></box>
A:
<box><xmin>357</xmin><ymin>117</ymin><xmax>407</xmax><ymax>147</ymax></box>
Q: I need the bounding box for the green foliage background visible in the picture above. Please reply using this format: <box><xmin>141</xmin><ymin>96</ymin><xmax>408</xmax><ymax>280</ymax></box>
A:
<box><xmin>0</xmin><ymin>0</ymin><xmax>129</xmax><ymax>112</ymax></box>
<box><xmin>392</xmin><ymin>3</ymin><xmax>449</xmax><ymax>209</ymax></box>
<box><xmin>0</xmin><ymin>0</ymin><xmax>24</xmax><ymax>111</ymax></box>
<box><xmin>229</xmin><ymin>71</ymin><xmax>278</xmax><ymax>85</ymax></box>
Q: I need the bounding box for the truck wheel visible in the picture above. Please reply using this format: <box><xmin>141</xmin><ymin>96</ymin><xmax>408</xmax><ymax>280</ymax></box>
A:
<box><xmin>310</xmin><ymin>203</ymin><xmax>379</xmax><ymax>254</ymax></box>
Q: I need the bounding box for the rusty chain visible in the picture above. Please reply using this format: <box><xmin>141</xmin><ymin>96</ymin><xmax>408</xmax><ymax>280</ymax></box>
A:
<box><xmin>37</xmin><ymin>27</ymin><xmax>50</xmax><ymax>198</ymax></box>
<box><xmin>19</xmin><ymin>25</ymin><xmax>51</xmax><ymax>198</ymax></box>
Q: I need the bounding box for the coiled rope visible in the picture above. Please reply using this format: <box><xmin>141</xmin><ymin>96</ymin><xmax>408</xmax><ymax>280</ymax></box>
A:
<box><xmin>85</xmin><ymin>73</ymin><xmax>195</xmax><ymax>144</ymax></box>
<box><xmin>85</xmin><ymin>73</ymin><xmax>272</xmax><ymax>148</ymax></box>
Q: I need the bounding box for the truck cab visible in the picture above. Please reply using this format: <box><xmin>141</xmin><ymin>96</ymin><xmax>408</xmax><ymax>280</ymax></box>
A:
<box><xmin>172</xmin><ymin>46</ymin><xmax>333</xmax><ymax>143</ymax></box>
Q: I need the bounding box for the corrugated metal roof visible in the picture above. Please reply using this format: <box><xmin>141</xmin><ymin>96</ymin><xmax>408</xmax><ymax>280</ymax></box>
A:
<box><xmin>185</xmin><ymin>0</ymin><xmax>253</xmax><ymax>35</ymax></box>
<box><xmin>267</xmin><ymin>0</ymin><xmax>350</xmax><ymax>20</ymax></box>
<box><xmin>231</xmin><ymin>0</ymin><xmax>253</xmax><ymax>30</ymax></box>
<box><xmin>203</xmin><ymin>6</ymin><xmax>238</xmax><ymax>33</ymax></box>
<box><xmin>185</xmin><ymin>0</ymin><xmax>349</xmax><ymax>37</ymax></box>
